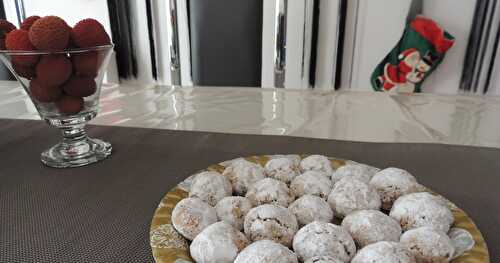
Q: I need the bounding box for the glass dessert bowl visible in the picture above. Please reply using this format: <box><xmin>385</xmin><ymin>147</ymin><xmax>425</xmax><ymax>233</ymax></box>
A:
<box><xmin>0</xmin><ymin>45</ymin><xmax>114</xmax><ymax>168</ymax></box>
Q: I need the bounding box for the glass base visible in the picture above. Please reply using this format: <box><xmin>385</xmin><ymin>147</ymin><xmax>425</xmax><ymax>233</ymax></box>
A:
<box><xmin>41</xmin><ymin>137</ymin><xmax>112</xmax><ymax>168</ymax></box>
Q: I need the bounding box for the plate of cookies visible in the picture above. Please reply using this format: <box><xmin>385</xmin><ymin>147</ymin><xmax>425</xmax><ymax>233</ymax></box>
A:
<box><xmin>150</xmin><ymin>155</ymin><xmax>489</xmax><ymax>263</ymax></box>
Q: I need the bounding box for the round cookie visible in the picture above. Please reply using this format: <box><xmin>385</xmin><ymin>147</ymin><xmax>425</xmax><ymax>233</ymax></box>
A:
<box><xmin>234</xmin><ymin>240</ymin><xmax>298</xmax><ymax>263</ymax></box>
<box><xmin>190</xmin><ymin>221</ymin><xmax>249</xmax><ymax>263</ymax></box>
<box><xmin>246</xmin><ymin>178</ymin><xmax>295</xmax><ymax>207</ymax></box>
<box><xmin>341</xmin><ymin>210</ymin><xmax>402</xmax><ymax>247</ymax></box>
<box><xmin>293</xmin><ymin>221</ymin><xmax>356</xmax><ymax>262</ymax></box>
<box><xmin>300</xmin><ymin>155</ymin><xmax>334</xmax><ymax>175</ymax></box>
<box><xmin>331</xmin><ymin>164</ymin><xmax>379</xmax><ymax>184</ymax></box>
<box><xmin>215</xmin><ymin>196</ymin><xmax>253</xmax><ymax>231</ymax></box>
<box><xmin>290</xmin><ymin>171</ymin><xmax>332</xmax><ymax>199</ymax></box>
<box><xmin>289</xmin><ymin>195</ymin><xmax>334</xmax><ymax>226</ymax></box>
<box><xmin>400</xmin><ymin>227</ymin><xmax>455</xmax><ymax>263</ymax></box>
<box><xmin>244</xmin><ymin>204</ymin><xmax>298</xmax><ymax>247</ymax></box>
<box><xmin>327</xmin><ymin>177</ymin><xmax>381</xmax><ymax>218</ymax></box>
<box><xmin>265</xmin><ymin>157</ymin><xmax>300</xmax><ymax>184</ymax></box>
<box><xmin>304</xmin><ymin>256</ymin><xmax>344</xmax><ymax>263</ymax></box>
<box><xmin>171</xmin><ymin>198</ymin><xmax>218</xmax><ymax>241</ymax></box>
<box><xmin>370</xmin><ymin>167</ymin><xmax>419</xmax><ymax>210</ymax></box>
<box><xmin>189</xmin><ymin>171</ymin><xmax>232</xmax><ymax>206</ymax></box>
<box><xmin>222</xmin><ymin>159</ymin><xmax>266</xmax><ymax>195</ymax></box>
<box><xmin>351</xmin><ymin>241</ymin><xmax>416</xmax><ymax>263</ymax></box>
<box><xmin>389</xmin><ymin>192</ymin><xmax>453</xmax><ymax>233</ymax></box>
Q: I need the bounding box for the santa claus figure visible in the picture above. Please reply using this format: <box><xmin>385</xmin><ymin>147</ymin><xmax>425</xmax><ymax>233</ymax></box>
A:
<box><xmin>377</xmin><ymin>48</ymin><xmax>431</xmax><ymax>93</ymax></box>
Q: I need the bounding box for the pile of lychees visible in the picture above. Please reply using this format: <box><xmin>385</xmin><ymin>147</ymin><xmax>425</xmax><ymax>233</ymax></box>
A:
<box><xmin>0</xmin><ymin>16</ymin><xmax>111</xmax><ymax>115</ymax></box>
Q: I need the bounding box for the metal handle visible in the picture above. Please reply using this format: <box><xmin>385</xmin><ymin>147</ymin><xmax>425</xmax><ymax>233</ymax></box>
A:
<box><xmin>168</xmin><ymin>0</ymin><xmax>182</xmax><ymax>85</ymax></box>
<box><xmin>274</xmin><ymin>0</ymin><xmax>288</xmax><ymax>88</ymax></box>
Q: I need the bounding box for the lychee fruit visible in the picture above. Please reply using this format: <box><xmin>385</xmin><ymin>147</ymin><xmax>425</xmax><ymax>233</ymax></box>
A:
<box><xmin>20</xmin><ymin>15</ymin><xmax>40</xmax><ymax>31</ymax></box>
<box><xmin>13</xmin><ymin>63</ymin><xmax>36</xmax><ymax>79</ymax></box>
<box><xmin>0</xmin><ymin>19</ymin><xmax>16</xmax><ymax>49</ymax></box>
<box><xmin>63</xmin><ymin>76</ymin><xmax>96</xmax><ymax>97</ymax></box>
<box><xmin>29</xmin><ymin>16</ymin><xmax>70</xmax><ymax>51</ymax></box>
<box><xmin>56</xmin><ymin>95</ymin><xmax>84</xmax><ymax>115</ymax></box>
<box><xmin>71</xmin><ymin>19</ymin><xmax>110</xmax><ymax>48</ymax></box>
<box><xmin>36</xmin><ymin>55</ymin><xmax>72</xmax><ymax>86</ymax></box>
<box><xmin>5</xmin><ymin>29</ymin><xmax>39</xmax><ymax>66</ymax></box>
<box><xmin>29</xmin><ymin>78</ymin><xmax>62</xmax><ymax>103</ymax></box>
<box><xmin>72</xmin><ymin>51</ymin><xmax>99</xmax><ymax>77</ymax></box>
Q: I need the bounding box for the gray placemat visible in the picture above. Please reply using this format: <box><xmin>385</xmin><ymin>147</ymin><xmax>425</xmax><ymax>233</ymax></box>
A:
<box><xmin>0</xmin><ymin>119</ymin><xmax>498</xmax><ymax>263</ymax></box>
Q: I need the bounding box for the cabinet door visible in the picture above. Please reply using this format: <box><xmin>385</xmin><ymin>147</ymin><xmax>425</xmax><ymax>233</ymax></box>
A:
<box><xmin>262</xmin><ymin>0</ymin><xmax>319</xmax><ymax>89</ymax></box>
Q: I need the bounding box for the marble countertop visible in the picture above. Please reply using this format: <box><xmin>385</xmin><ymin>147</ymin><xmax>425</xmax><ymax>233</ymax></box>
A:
<box><xmin>1</xmin><ymin>81</ymin><xmax>500</xmax><ymax>148</ymax></box>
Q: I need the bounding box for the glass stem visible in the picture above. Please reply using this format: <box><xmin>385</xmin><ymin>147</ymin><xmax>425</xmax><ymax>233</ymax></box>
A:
<box><xmin>60</xmin><ymin>124</ymin><xmax>88</xmax><ymax>145</ymax></box>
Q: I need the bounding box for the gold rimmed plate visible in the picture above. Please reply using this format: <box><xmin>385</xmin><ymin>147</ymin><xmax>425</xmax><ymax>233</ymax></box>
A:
<box><xmin>150</xmin><ymin>155</ymin><xmax>490</xmax><ymax>263</ymax></box>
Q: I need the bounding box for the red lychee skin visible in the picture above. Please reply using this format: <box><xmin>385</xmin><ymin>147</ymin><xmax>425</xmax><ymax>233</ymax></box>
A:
<box><xmin>29</xmin><ymin>16</ymin><xmax>70</xmax><ymax>51</ymax></box>
<box><xmin>36</xmin><ymin>55</ymin><xmax>72</xmax><ymax>86</ymax></box>
<box><xmin>5</xmin><ymin>29</ymin><xmax>39</xmax><ymax>66</ymax></box>
<box><xmin>0</xmin><ymin>19</ymin><xmax>16</xmax><ymax>50</ymax></box>
<box><xmin>13</xmin><ymin>63</ymin><xmax>36</xmax><ymax>79</ymax></box>
<box><xmin>71</xmin><ymin>19</ymin><xmax>110</xmax><ymax>48</ymax></box>
<box><xmin>56</xmin><ymin>95</ymin><xmax>84</xmax><ymax>115</ymax></box>
<box><xmin>20</xmin><ymin>16</ymin><xmax>40</xmax><ymax>31</ymax></box>
<box><xmin>29</xmin><ymin>78</ymin><xmax>62</xmax><ymax>103</ymax></box>
<box><xmin>63</xmin><ymin>76</ymin><xmax>96</xmax><ymax>97</ymax></box>
<box><xmin>72</xmin><ymin>51</ymin><xmax>99</xmax><ymax>77</ymax></box>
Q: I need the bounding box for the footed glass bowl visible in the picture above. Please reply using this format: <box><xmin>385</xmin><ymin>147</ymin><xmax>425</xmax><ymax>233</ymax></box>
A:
<box><xmin>0</xmin><ymin>45</ymin><xmax>114</xmax><ymax>168</ymax></box>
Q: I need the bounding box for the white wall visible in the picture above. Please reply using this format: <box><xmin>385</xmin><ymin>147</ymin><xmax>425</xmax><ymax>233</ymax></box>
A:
<box><xmin>421</xmin><ymin>0</ymin><xmax>476</xmax><ymax>94</ymax></box>
<box><xmin>487</xmin><ymin>42</ymin><xmax>500</xmax><ymax>96</ymax></box>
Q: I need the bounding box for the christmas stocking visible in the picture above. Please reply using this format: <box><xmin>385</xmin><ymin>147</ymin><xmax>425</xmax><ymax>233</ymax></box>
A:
<box><xmin>371</xmin><ymin>16</ymin><xmax>455</xmax><ymax>93</ymax></box>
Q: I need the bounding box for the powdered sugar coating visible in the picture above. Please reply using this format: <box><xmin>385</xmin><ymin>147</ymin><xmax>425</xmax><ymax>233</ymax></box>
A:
<box><xmin>304</xmin><ymin>256</ymin><xmax>344</xmax><ymax>263</ymax></box>
<box><xmin>290</xmin><ymin>171</ymin><xmax>332</xmax><ymax>199</ymax></box>
<box><xmin>341</xmin><ymin>210</ymin><xmax>401</xmax><ymax>247</ymax></box>
<box><xmin>289</xmin><ymin>195</ymin><xmax>334</xmax><ymax>226</ymax></box>
<box><xmin>171</xmin><ymin>198</ymin><xmax>218</xmax><ymax>241</ymax></box>
<box><xmin>246</xmin><ymin>178</ymin><xmax>295</xmax><ymax>207</ymax></box>
<box><xmin>370</xmin><ymin>167</ymin><xmax>419</xmax><ymax>210</ymax></box>
<box><xmin>265</xmin><ymin>157</ymin><xmax>300</xmax><ymax>184</ymax></box>
<box><xmin>331</xmin><ymin>164</ymin><xmax>379</xmax><ymax>184</ymax></box>
<box><xmin>293</xmin><ymin>221</ymin><xmax>356</xmax><ymax>262</ymax></box>
<box><xmin>300</xmin><ymin>155</ymin><xmax>334</xmax><ymax>175</ymax></box>
<box><xmin>327</xmin><ymin>178</ymin><xmax>381</xmax><ymax>218</ymax></box>
<box><xmin>400</xmin><ymin>227</ymin><xmax>455</xmax><ymax>262</ymax></box>
<box><xmin>190</xmin><ymin>222</ymin><xmax>249</xmax><ymax>263</ymax></box>
<box><xmin>222</xmin><ymin>159</ymin><xmax>266</xmax><ymax>195</ymax></box>
<box><xmin>234</xmin><ymin>240</ymin><xmax>298</xmax><ymax>263</ymax></box>
<box><xmin>351</xmin><ymin>241</ymin><xmax>416</xmax><ymax>263</ymax></box>
<box><xmin>389</xmin><ymin>192</ymin><xmax>454</xmax><ymax>233</ymax></box>
<box><xmin>215</xmin><ymin>196</ymin><xmax>253</xmax><ymax>231</ymax></box>
<box><xmin>189</xmin><ymin>171</ymin><xmax>232</xmax><ymax>206</ymax></box>
<box><xmin>244</xmin><ymin>204</ymin><xmax>298</xmax><ymax>247</ymax></box>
